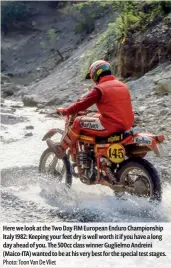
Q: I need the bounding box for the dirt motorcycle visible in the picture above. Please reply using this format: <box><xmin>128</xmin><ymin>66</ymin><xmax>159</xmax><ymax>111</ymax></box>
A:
<box><xmin>39</xmin><ymin>111</ymin><xmax>165</xmax><ymax>201</ymax></box>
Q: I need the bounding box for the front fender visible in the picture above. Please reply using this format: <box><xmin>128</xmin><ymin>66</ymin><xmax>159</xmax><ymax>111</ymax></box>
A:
<box><xmin>42</xmin><ymin>128</ymin><xmax>64</xmax><ymax>141</ymax></box>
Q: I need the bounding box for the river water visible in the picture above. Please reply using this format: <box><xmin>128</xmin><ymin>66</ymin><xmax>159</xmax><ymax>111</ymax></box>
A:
<box><xmin>1</xmin><ymin>100</ymin><xmax>171</xmax><ymax>223</ymax></box>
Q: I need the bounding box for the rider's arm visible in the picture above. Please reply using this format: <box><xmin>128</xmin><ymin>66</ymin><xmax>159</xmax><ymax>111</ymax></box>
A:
<box><xmin>63</xmin><ymin>88</ymin><xmax>102</xmax><ymax>115</ymax></box>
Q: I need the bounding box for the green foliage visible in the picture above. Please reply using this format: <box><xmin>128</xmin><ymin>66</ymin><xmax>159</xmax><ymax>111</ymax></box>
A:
<box><xmin>41</xmin><ymin>29</ymin><xmax>59</xmax><ymax>51</ymax></box>
<box><xmin>96</xmin><ymin>0</ymin><xmax>137</xmax><ymax>13</ymax></box>
<box><xmin>40</xmin><ymin>42</ymin><xmax>47</xmax><ymax>49</ymax></box>
<box><xmin>1</xmin><ymin>1</ymin><xmax>28</xmax><ymax>22</ymax></box>
<box><xmin>80</xmin><ymin>0</ymin><xmax>171</xmax><ymax>78</ymax></box>
<box><xmin>1</xmin><ymin>1</ymin><xmax>30</xmax><ymax>32</ymax></box>
<box><xmin>74</xmin><ymin>18</ymin><xmax>94</xmax><ymax>34</ymax></box>
<box><xmin>61</xmin><ymin>1</ymin><xmax>112</xmax><ymax>35</ymax></box>
<box><xmin>80</xmin><ymin>23</ymin><xmax>118</xmax><ymax>79</ymax></box>
<box><xmin>80</xmin><ymin>1</ymin><xmax>140</xmax><ymax>76</ymax></box>
<box><xmin>114</xmin><ymin>11</ymin><xmax>141</xmax><ymax>39</ymax></box>
<box><xmin>113</xmin><ymin>1</ymin><xmax>144</xmax><ymax>38</ymax></box>
<box><xmin>48</xmin><ymin>29</ymin><xmax>59</xmax><ymax>48</ymax></box>
<box><xmin>91</xmin><ymin>1</ymin><xmax>171</xmax><ymax>38</ymax></box>
<box><xmin>145</xmin><ymin>1</ymin><xmax>171</xmax><ymax>21</ymax></box>
<box><xmin>41</xmin><ymin>28</ymin><xmax>64</xmax><ymax>60</ymax></box>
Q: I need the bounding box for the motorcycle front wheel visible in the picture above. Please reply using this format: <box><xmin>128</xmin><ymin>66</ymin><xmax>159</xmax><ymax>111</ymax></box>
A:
<box><xmin>39</xmin><ymin>148</ymin><xmax>72</xmax><ymax>187</ymax></box>
<box><xmin>114</xmin><ymin>158</ymin><xmax>162</xmax><ymax>201</ymax></box>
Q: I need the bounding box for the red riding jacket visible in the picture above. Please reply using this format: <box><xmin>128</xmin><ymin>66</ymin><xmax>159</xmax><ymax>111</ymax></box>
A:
<box><xmin>63</xmin><ymin>75</ymin><xmax>134</xmax><ymax>132</ymax></box>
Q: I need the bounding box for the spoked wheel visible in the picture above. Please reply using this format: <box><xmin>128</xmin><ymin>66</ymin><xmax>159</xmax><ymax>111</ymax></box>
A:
<box><xmin>115</xmin><ymin>158</ymin><xmax>162</xmax><ymax>201</ymax></box>
<box><xmin>39</xmin><ymin>148</ymin><xmax>72</xmax><ymax>187</ymax></box>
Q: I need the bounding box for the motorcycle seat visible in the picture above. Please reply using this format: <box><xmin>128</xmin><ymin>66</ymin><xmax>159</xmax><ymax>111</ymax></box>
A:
<box><xmin>95</xmin><ymin>130</ymin><xmax>131</xmax><ymax>144</ymax></box>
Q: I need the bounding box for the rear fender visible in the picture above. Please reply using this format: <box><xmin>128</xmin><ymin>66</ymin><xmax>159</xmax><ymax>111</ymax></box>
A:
<box><xmin>147</xmin><ymin>140</ymin><xmax>161</xmax><ymax>157</ymax></box>
<box><xmin>134</xmin><ymin>133</ymin><xmax>161</xmax><ymax>157</ymax></box>
<box><xmin>42</xmin><ymin>128</ymin><xmax>64</xmax><ymax>141</ymax></box>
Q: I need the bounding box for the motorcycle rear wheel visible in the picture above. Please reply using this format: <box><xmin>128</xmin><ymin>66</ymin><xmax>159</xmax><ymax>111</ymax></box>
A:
<box><xmin>114</xmin><ymin>158</ymin><xmax>162</xmax><ymax>201</ymax></box>
<box><xmin>39</xmin><ymin>148</ymin><xmax>72</xmax><ymax>187</ymax></box>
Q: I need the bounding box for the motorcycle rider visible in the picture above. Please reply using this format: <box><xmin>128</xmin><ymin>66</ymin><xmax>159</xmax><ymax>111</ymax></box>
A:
<box><xmin>52</xmin><ymin>60</ymin><xmax>134</xmax><ymax>158</ymax></box>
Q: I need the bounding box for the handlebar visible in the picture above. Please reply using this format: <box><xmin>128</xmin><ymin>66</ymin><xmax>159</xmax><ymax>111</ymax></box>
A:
<box><xmin>50</xmin><ymin>110</ymin><xmax>98</xmax><ymax>119</ymax></box>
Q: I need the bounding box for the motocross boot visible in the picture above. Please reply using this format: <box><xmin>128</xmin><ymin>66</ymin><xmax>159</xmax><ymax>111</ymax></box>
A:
<box><xmin>47</xmin><ymin>129</ymin><xmax>79</xmax><ymax>159</ymax></box>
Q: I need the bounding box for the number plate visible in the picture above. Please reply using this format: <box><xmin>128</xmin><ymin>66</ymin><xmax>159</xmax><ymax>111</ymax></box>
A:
<box><xmin>107</xmin><ymin>144</ymin><xmax>125</xmax><ymax>163</ymax></box>
<box><xmin>134</xmin><ymin>136</ymin><xmax>152</xmax><ymax>145</ymax></box>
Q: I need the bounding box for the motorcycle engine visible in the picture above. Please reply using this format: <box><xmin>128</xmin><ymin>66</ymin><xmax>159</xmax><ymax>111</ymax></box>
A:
<box><xmin>77</xmin><ymin>146</ymin><xmax>96</xmax><ymax>185</ymax></box>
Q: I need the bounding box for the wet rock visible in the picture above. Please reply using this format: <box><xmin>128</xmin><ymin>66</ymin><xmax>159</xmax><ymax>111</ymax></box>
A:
<box><xmin>25</xmin><ymin>132</ymin><xmax>33</xmax><ymax>137</ymax></box>
<box><xmin>134</xmin><ymin>115</ymin><xmax>142</xmax><ymax>124</ymax></box>
<box><xmin>25</xmin><ymin>125</ymin><xmax>34</xmax><ymax>130</ymax></box>
<box><xmin>137</xmin><ymin>96</ymin><xmax>145</xmax><ymax>101</ymax></box>
<box><xmin>153</xmin><ymin>78</ymin><xmax>171</xmax><ymax>95</ymax></box>
<box><xmin>1</xmin><ymin>74</ymin><xmax>11</xmax><ymax>84</ymax></box>
<box><xmin>11</xmin><ymin>108</ymin><xmax>16</xmax><ymax>113</ymax></box>
<box><xmin>1</xmin><ymin>137</ymin><xmax>20</xmax><ymax>144</ymax></box>
<box><xmin>37</xmin><ymin>103</ymin><xmax>45</xmax><ymax>109</ymax></box>
<box><xmin>150</xmin><ymin>91</ymin><xmax>156</xmax><ymax>96</ymax></box>
<box><xmin>1</xmin><ymin>108</ymin><xmax>16</xmax><ymax>113</ymax></box>
<box><xmin>46</xmin><ymin>97</ymin><xmax>63</xmax><ymax>106</ymax></box>
<box><xmin>45</xmin><ymin>113</ymin><xmax>60</xmax><ymax>118</ymax></box>
<box><xmin>164</xmin><ymin>13</ymin><xmax>171</xmax><ymax>26</ymax></box>
<box><xmin>1</xmin><ymin>83</ymin><xmax>21</xmax><ymax>96</ymax></box>
<box><xmin>22</xmin><ymin>95</ymin><xmax>38</xmax><ymax>107</ymax></box>
<box><xmin>155</xmin><ymin>97</ymin><xmax>164</xmax><ymax>103</ymax></box>
<box><xmin>11</xmin><ymin>104</ymin><xmax>24</xmax><ymax>109</ymax></box>
<box><xmin>137</xmin><ymin>106</ymin><xmax>146</xmax><ymax>113</ymax></box>
<box><xmin>158</xmin><ymin>102</ymin><xmax>168</xmax><ymax>108</ymax></box>
<box><xmin>159</xmin><ymin>126</ymin><xmax>166</xmax><ymax>131</ymax></box>
<box><xmin>159</xmin><ymin>108</ymin><xmax>170</xmax><ymax>116</ymax></box>
<box><xmin>88</xmin><ymin>34</ymin><xmax>96</xmax><ymax>40</ymax></box>
<box><xmin>1</xmin><ymin>114</ymin><xmax>27</xmax><ymax>125</ymax></box>
<box><xmin>39</xmin><ymin>110</ymin><xmax>48</xmax><ymax>114</ymax></box>
<box><xmin>1</xmin><ymin>125</ymin><xmax>7</xmax><ymax>130</ymax></box>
